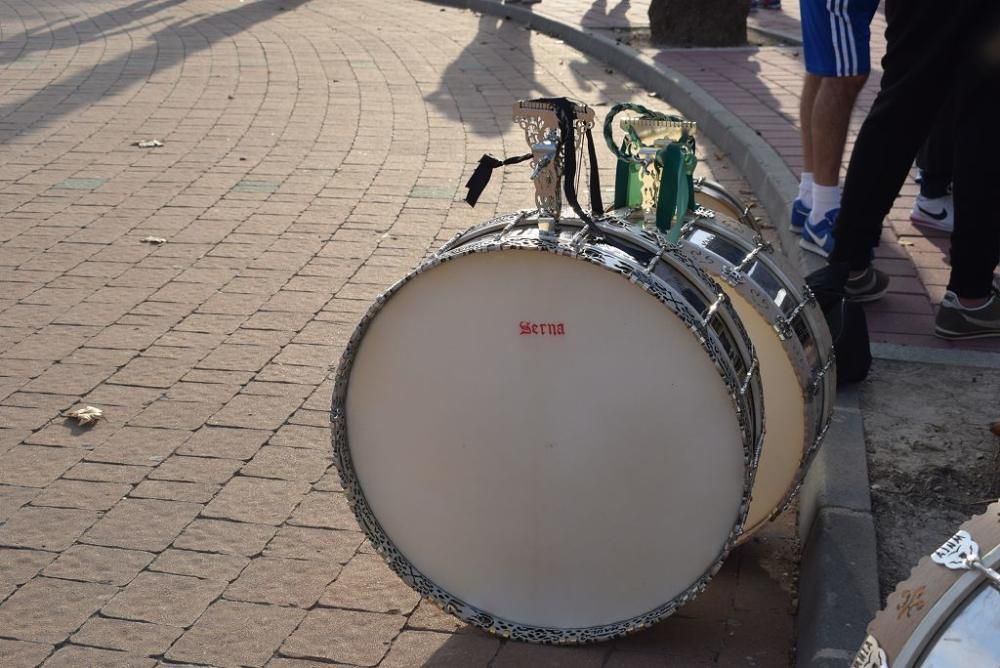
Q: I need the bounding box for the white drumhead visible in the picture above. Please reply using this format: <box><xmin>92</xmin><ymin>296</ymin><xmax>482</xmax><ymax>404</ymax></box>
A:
<box><xmin>345</xmin><ymin>249</ymin><xmax>746</xmax><ymax>629</ymax></box>
<box><xmin>719</xmin><ymin>288</ymin><xmax>806</xmax><ymax>532</ymax></box>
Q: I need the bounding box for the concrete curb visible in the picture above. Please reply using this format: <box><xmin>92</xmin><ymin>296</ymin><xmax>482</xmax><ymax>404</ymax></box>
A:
<box><xmin>428</xmin><ymin>1</ymin><xmax>879</xmax><ymax>663</ymax></box>
<box><xmin>796</xmin><ymin>386</ymin><xmax>880</xmax><ymax>666</ymax></box>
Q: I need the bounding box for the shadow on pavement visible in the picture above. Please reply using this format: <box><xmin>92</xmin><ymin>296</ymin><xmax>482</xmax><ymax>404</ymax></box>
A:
<box><xmin>0</xmin><ymin>0</ymin><xmax>312</xmax><ymax>139</ymax></box>
<box><xmin>0</xmin><ymin>0</ymin><xmax>188</xmax><ymax>65</ymax></box>
<box><xmin>581</xmin><ymin>0</ymin><xmax>632</xmax><ymax>29</ymax></box>
<box><xmin>425</xmin><ymin>11</ymin><xmax>558</xmax><ymax>137</ymax></box>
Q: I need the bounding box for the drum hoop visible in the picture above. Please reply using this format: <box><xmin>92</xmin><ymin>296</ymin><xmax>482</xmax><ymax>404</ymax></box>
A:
<box><xmin>331</xmin><ymin>222</ymin><xmax>761</xmax><ymax>644</ymax></box>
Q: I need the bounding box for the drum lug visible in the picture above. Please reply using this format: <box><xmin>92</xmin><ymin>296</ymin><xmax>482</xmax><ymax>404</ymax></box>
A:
<box><xmin>491</xmin><ymin>211</ymin><xmax>530</xmax><ymax>245</ymax></box>
<box><xmin>738</xmin><ymin>356</ymin><xmax>760</xmax><ymax>398</ymax></box>
<box><xmin>725</xmin><ymin>241</ymin><xmax>773</xmax><ymax>288</ymax></box>
<box><xmin>773</xmin><ymin>285</ymin><xmax>817</xmax><ymax>341</ymax></box>
<box><xmin>437</xmin><ymin>230</ymin><xmax>466</xmax><ymax>256</ymax></box>
<box><xmin>721</xmin><ymin>266</ymin><xmax>747</xmax><ymax>287</ymax></box>
<box><xmin>679</xmin><ymin>215</ymin><xmax>701</xmax><ymax>238</ymax></box>
<box><xmin>806</xmin><ymin>352</ymin><xmax>836</xmax><ymax>400</ymax></box>
<box><xmin>643</xmin><ymin>251</ymin><xmax>661</xmax><ymax>276</ymax></box>
<box><xmin>701</xmin><ymin>291</ymin><xmax>729</xmax><ymax>325</ymax></box>
<box><xmin>569</xmin><ymin>225</ymin><xmax>590</xmax><ymax>252</ymax></box>
<box><xmin>772</xmin><ymin>316</ymin><xmax>793</xmax><ymax>341</ymax></box>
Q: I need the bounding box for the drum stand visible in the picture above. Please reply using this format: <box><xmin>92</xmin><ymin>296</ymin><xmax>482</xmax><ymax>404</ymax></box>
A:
<box><xmin>512</xmin><ymin>99</ymin><xmax>596</xmax><ymax>235</ymax></box>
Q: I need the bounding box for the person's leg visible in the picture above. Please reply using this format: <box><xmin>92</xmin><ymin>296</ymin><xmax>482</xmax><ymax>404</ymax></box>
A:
<box><xmin>933</xmin><ymin>3</ymin><xmax>1000</xmax><ymax>338</ymax></box>
<box><xmin>798</xmin><ymin>0</ymin><xmax>880</xmax><ymax>257</ymax></box>
<box><xmin>945</xmin><ymin>7</ymin><xmax>1000</xmax><ymax>303</ymax></box>
<box><xmin>794</xmin><ymin>0</ymin><xmax>834</xmax><ymax>231</ymax></box>
<box><xmin>809</xmin><ymin>75</ymin><xmax>868</xmax><ymax>188</ymax></box>
<box><xmin>799</xmin><ymin>74</ymin><xmax>820</xmax><ymax>177</ymax></box>
<box><xmin>830</xmin><ymin>0</ymin><xmax>965</xmax><ymax>272</ymax></box>
<box><xmin>909</xmin><ymin>93</ymin><xmax>957</xmax><ymax>228</ymax></box>
<box><xmin>792</xmin><ymin>74</ymin><xmax>821</xmax><ymax>230</ymax></box>
<box><xmin>915</xmin><ymin>112</ymin><xmax>954</xmax><ymax>200</ymax></box>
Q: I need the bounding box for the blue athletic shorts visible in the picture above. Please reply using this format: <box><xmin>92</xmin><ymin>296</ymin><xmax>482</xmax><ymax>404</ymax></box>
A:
<box><xmin>801</xmin><ymin>0</ymin><xmax>880</xmax><ymax>77</ymax></box>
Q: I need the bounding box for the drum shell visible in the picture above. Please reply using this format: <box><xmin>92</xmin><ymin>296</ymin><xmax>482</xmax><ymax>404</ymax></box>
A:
<box><xmin>676</xmin><ymin>211</ymin><xmax>836</xmax><ymax>536</ymax></box>
<box><xmin>332</xmin><ymin>211</ymin><xmax>765</xmax><ymax>643</ymax></box>
<box><xmin>605</xmin><ymin>204</ymin><xmax>836</xmax><ymax>537</ymax></box>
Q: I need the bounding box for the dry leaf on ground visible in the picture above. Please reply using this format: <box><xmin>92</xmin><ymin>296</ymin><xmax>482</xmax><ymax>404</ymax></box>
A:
<box><xmin>65</xmin><ymin>406</ymin><xmax>104</xmax><ymax>425</ymax></box>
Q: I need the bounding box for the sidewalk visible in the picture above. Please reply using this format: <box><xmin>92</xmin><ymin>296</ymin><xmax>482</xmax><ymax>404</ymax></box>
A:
<box><xmin>491</xmin><ymin>0</ymin><xmax>998</xmax><ymax>353</ymax></box>
<box><xmin>0</xmin><ymin>0</ymin><xmax>798</xmax><ymax>666</ymax></box>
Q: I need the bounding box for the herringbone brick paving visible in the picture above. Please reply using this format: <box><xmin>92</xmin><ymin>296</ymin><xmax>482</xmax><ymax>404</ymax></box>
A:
<box><xmin>0</xmin><ymin>0</ymin><xmax>797</xmax><ymax>666</ymax></box>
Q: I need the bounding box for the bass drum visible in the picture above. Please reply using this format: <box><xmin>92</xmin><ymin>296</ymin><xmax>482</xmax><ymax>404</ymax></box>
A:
<box><xmin>693</xmin><ymin>177</ymin><xmax>757</xmax><ymax>228</ymax></box>
<box><xmin>332</xmin><ymin>211</ymin><xmax>764</xmax><ymax>643</ymax></box>
<box><xmin>854</xmin><ymin>500</ymin><xmax>1000</xmax><ymax>668</ymax></box>
<box><xmin>663</xmin><ymin>207</ymin><xmax>836</xmax><ymax>538</ymax></box>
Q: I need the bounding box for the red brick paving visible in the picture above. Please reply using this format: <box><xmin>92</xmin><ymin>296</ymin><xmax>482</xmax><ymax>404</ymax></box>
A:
<box><xmin>0</xmin><ymin>0</ymin><xmax>799</xmax><ymax>666</ymax></box>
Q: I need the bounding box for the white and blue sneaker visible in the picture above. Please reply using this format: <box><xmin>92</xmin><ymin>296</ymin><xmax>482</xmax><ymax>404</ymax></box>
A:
<box><xmin>790</xmin><ymin>198</ymin><xmax>811</xmax><ymax>232</ymax></box>
<box><xmin>800</xmin><ymin>208</ymin><xmax>837</xmax><ymax>258</ymax></box>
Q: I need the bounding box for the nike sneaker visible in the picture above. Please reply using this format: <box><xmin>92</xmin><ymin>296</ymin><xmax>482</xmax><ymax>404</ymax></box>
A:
<box><xmin>934</xmin><ymin>288</ymin><xmax>1000</xmax><ymax>339</ymax></box>
<box><xmin>844</xmin><ymin>265</ymin><xmax>890</xmax><ymax>303</ymax></box>
<box><xmin>800</xmin><ymin>207</ymin><xmax>837</xmax><ymax>258</ymax></box>
<box><xmin>790</xmin><ymin>198</ymin><xmax>811</xmax><ymax>232</ymax></box>
<box><xmin>910</xmin><ymin>194</ymin><xmax>953</xmax><ymax>232</ymax></box>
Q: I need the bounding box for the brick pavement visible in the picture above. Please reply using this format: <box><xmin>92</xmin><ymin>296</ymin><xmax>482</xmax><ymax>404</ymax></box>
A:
<box><xmin>0</xmin><ymin>0</ymin><xmax>798</xmax><ymax>666</ymax></box>
<box><xmin>495</xmin><ymin>0</ymin><xmax>1000</xmax><ymax>352</ymax></box>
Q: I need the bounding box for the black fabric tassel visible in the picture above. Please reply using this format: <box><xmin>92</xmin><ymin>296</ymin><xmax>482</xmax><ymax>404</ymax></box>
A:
<box><xmin>464</xmin><ymin>153</ymin><xmax>532</xmax><ymax>207</ymax></box>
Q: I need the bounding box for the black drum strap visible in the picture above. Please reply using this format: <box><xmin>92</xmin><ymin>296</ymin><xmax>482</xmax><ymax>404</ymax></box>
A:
<box><xmin>537</xmin><ymin>97</ymin><xmax>604</xmax><ymax>235</ymax></box>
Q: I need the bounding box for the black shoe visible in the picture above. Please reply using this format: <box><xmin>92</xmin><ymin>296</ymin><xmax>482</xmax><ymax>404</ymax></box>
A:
<box><xmin>844</xmin><ymin>266</ymin><xmax>889</xmax><ymax>303</ymax></box>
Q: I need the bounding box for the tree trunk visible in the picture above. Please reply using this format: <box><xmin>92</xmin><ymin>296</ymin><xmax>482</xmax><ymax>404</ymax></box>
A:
<box><xmin>649</xmin><ymin>0</ymin><xmax>750</xmax><ymax>47</ymax></box>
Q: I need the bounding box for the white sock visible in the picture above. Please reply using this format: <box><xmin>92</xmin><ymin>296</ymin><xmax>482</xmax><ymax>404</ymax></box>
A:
<box><xmin>809</xmin><ymin>183</ymin><xmax>840</xmax><ymax>224</ymax></box>
<box><xmin>798</xmin><ymin>172</ymin><xmax>814</xmax><ymax>208</ymax></box>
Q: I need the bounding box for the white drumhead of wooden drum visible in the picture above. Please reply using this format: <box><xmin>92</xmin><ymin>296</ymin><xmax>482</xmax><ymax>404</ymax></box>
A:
<box><xmin>345</xmin><ymin>249</ymin><xmax>745</xmax><ymax>630</ymax></box>
<box><xmin>720</xmin><ymin>289</ymin><xmax>806</xmax><ymax>532</ymax></box>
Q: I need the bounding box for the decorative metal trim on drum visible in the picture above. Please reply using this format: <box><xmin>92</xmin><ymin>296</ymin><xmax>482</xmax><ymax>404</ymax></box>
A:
<box><xmin>853</xmin><ymin>500</ymin><xmax>1000</xmax><ymax>667</ymax></box>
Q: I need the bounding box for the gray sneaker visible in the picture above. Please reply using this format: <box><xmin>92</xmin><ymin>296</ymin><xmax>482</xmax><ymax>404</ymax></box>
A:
<box><xmin>934</xmin><ymin>289</ymin><xmax>1000</xmax><ymax>340</ymax></box>
<box><xmin>844</xmin><ymin>266</ymin><xmax>890</xmax><ymax>303</ymax></box>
